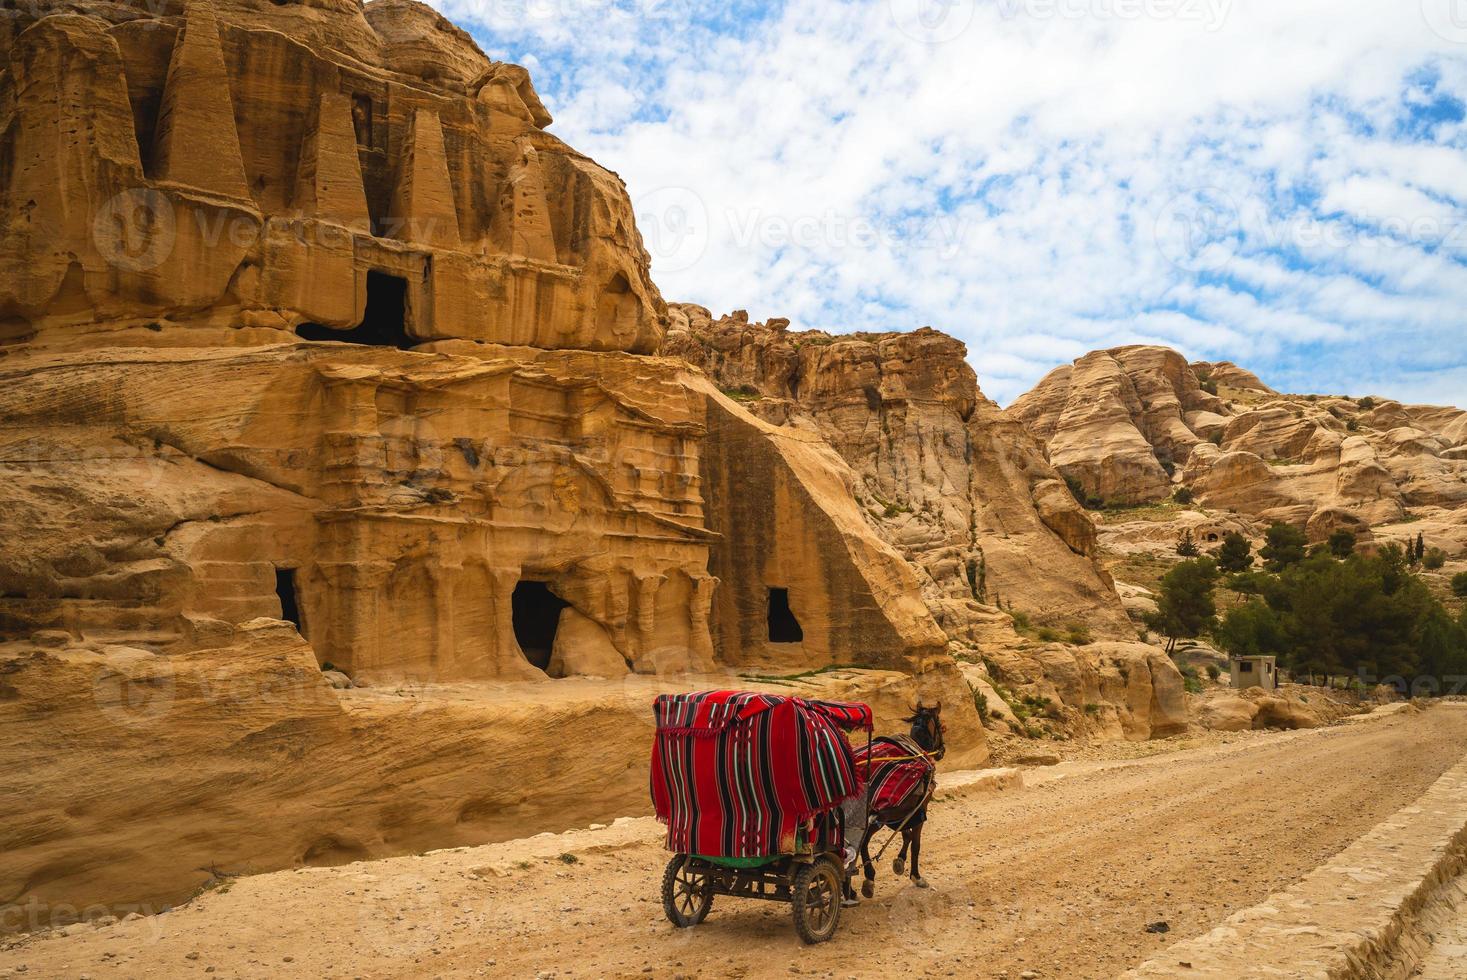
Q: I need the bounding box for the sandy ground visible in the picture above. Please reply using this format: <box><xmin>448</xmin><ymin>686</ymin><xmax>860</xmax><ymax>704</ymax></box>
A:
<box><xmin>5</xmin><ymin>706</ymin><xmax>1467</xmax><ymax>980</ymax></box>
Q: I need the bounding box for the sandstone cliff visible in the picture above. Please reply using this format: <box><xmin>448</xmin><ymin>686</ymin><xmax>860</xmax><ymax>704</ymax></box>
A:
<box><xmin>665</xmin><ymin>306</ymin><xmax>1133</xmax><ymax>646</ymax></box>
<box><xmin>664</xmin><ymin>308</ymin><xmax>1189</xmax><ymax>749</ymax></box>
<box><xmin>0</xmin><ymin>0</ymin><xmax>988</xmax><ymax>929</ymax></box>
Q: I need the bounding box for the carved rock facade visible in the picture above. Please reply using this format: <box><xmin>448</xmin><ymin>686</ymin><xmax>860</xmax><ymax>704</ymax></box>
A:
<box><xmin>0</xmin><ymin>0</ymin><xmax>953</xmax><ymax>684</ymax></box>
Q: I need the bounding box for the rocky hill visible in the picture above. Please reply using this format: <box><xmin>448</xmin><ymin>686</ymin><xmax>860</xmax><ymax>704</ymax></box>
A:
<box><xmin>1012</xmin><ymin>346</ymin><xmax>1467</xmax><ymax>551</ymax></box>
<box><xmin>666</xmin><ymin>307</ymin><xmax>1189</xmax><ymax>748</ymax></box>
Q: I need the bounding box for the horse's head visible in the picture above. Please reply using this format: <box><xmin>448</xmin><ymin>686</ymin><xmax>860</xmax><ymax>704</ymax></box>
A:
<box><xmin>904</xmin><ymin>701</ymin><xmax>946</xmax><ymax>761</ymax></box>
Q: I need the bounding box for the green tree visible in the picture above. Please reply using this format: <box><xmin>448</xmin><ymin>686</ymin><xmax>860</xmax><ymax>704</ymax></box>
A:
<box><xmin>1176</xmin><ymin>529</ymin><xmax>1200</xmax><ymax>557</ymax></box>
<box><xmin>1418</xmin><ymin>607</ymin><xmax>1467</xmax><ymax>694</ymax></box>
<box><xmin>1173</xmin><ymin>486</ymin><xmax>1195</xmax><ymax>505</ymax></box>
<box><xmin>1216</xmin><ymin>532</ymin><xmax>1254</xmax><ymax>573</ymax></box>
<box><xmin>1452</xmin><ymin>572</ymin><xmax>1467</xmax><ymax>599</ymax></box>
<box><xmin>1144</xmin><ymin>558</ymin><xmax>1221</xmax><ymax>655</ymax></box>
<box><xmin>1260</xmin><ymin>522</ymin><xmax>1308</xmax><ymax>571</ymax></box>
<box><xmin>1327</xmin><ymin>529</ymin><xmax>1357</xmax><ymax>559</ymax></box>
<box><xmin>1214</xmin><ymin>598</ymin><xmax>1285</xmax><ymax>659</ymax></box>
<box><xmin>1423</xmin><ymin>548</ymin><xmax>1447</xmax><ymax>571</ymax></box>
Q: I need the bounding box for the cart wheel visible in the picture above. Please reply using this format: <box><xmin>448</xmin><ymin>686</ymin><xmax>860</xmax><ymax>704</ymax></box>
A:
<box><xmin>791</xmin><ymin>858</ymin><xmax>842</xmax><ymax>944</ymax></box>
<box><xmin>661</xmin><ymin>856</ymin><xmax>714</xmax><ymax>928</ymax></box>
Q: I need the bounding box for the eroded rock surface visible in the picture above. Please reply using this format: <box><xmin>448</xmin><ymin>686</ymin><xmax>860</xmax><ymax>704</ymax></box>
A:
<box><xmin>1013</xmin><ymin>345</ymin><xmax>1467</xmax><ymax>550</ymax></box>
<box><xmin>665</xmin><ymin>306</ymin><xmax>1133</xmax><ymax>649</ymax></box>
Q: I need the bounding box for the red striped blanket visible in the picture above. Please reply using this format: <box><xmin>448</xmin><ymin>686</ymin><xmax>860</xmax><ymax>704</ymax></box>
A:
<box><xmin>853</xmin><ymin>735</ymin><xmax>936</xmax><ymax>812</ymax></box>
<box><xmin>650</xmin><ymin>691</ymin><xmax>873</xmax><ymax>859</ymax></box>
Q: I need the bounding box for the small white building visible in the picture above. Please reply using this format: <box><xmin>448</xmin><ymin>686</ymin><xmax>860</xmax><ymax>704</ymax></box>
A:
<box><xmin>1230</xmin><ymin>655</ymin><xmax>1278</xmax><ymax>691</ymax></box>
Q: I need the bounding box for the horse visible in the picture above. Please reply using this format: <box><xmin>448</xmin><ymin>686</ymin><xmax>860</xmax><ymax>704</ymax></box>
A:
<box><xmin>856</xmin><ymin>701</ymin><xmax>946</xmax><ymax>895</ymax></box>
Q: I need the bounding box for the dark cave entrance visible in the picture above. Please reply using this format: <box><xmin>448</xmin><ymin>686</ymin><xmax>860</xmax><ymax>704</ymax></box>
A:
<box><xmin>512</xmin><ymin>580</ymin><xmax>569</xmax><ymax>670</ymax></box>
<box><xmin>767</xmin><ymin>587</ymin><xmax>804</xmax><ymax>644</ymax></box>
<box><xmin>297</xmin><ymin>272</ymin><xmax>413</xmax><ymax>349</ymax></box>
<box><xmin>274</xmin><ymin>567</ymin><xmax>303</xmax><ymax>633</ymax></box>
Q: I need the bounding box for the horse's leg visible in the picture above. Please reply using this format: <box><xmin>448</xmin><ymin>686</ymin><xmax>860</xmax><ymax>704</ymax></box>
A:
<box><xmin>893</xmin><ymin>825</ymin><xmax>910</xmax><ymax>877</ymax></box>
<box><xmin>909</xmin><ymin>819</ymin><xmax>928</xmax><ymax>888</ymax></box>
<box><xmin>858</xmin><ymin>824</ymin><xmax>875</xmax><ymax>899</ymax></box>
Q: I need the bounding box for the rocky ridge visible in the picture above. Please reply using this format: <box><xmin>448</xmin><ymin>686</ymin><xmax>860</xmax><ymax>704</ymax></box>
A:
<box><xmin>665</xmin><ymin>306</ymin><xmax>1190</xmax><ymax>745</ymax></box>
<box><xmin>1012</xmin><ymin>345</ymin><xmax>1467</xmax><ymax>552</ymax></box>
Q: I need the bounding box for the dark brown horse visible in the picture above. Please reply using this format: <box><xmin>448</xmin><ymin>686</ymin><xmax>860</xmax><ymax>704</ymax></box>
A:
<box><xmin>857</xmin><ymin>702</ymin><xmax>945</xmax><ymax>895</ymax></box>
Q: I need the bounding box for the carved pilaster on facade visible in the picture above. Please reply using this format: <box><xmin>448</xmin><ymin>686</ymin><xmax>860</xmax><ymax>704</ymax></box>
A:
<box><xmin>315</xmin><ymin>559</ymin><xmax>393</xmax><ymax>677</ymax></box>
<box><xmin>491</xmin><ymin>567</ymin><xmax>546</xmax><ymax>680</ymax></box>
<box><xmin>390</xmin><ymin>107</ymin><xmax>461</xmax><ymax>249</ymax></box>
<box><xmin>630</xmin><ymin>572</ymin><xmax>666</xmax><ymax>674</ymax></box>
<box><xmin>295</xmin><ymin>92</ymin><xmax>370</xmax><ymax>231</ymax></box>
<box><xmin>690</xmin><ymin>574</ymin><xmax>719</xmax><ymax>669</ymax></box>
<box><xmin>153</xmin><ymin>0</ymin><xmax>251</xmax><ymax>200</ymax></box>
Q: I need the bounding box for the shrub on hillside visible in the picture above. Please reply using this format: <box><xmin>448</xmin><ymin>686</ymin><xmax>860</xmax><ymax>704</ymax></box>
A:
<box><xmin>1216</xmin><ymin>532</ymin><xmax>1253</xmax><ymax>572</ymax></box>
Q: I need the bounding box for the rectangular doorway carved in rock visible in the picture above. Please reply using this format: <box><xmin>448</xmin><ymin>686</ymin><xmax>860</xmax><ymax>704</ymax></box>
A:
<box><xmin>767</xmin><ymin>587</ymin><xmax>803</xmax><ymax>644</ymax></box>
<box><xmin>296</xmin><ymin>271</ymin><xmax>413</xmax><ymax>349</ymax></box>
<box><xmin>274</xmin><ymin>567</ymin><xmax>303</xmax><ymax>634</ymax></box>
<box><xmin>512</xmin><ymin>580</ymin><xmax>569</xmax><ymax>671</ymax></box>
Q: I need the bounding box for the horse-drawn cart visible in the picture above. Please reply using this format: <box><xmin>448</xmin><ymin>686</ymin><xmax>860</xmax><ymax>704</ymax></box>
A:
<box><xmin>650</xmin><ymin>691</ymin><xmax>874</xmax><ymax>944</ymax></box>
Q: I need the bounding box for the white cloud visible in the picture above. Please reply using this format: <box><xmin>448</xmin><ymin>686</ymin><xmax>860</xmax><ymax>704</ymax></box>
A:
<box><xmin>431</xmin><ymin>0</ymin><xmax>1467</xmax><ymax>410</ymax></box>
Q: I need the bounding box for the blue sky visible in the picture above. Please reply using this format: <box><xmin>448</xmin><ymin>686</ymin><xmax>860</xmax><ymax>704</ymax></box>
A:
<box><xmin>431</xmin><ymin>0</ymin><xmax>1467</xmax><ymax>408</ymax></box>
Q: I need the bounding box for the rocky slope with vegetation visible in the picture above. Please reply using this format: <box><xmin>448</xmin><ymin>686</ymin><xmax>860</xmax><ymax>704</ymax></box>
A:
<box><xmin>1012</xmin><ymin>345</ymin><xmax>1467</xmax><ymax>552</ymax></box>
<box><xmin>666</xmin><ymin>306</ymin><xmax>1191</xmax><ymax>747</ymax></box>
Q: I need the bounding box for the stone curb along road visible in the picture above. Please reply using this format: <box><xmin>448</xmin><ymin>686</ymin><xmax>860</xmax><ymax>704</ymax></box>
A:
<box><xmin>1128</xmin><ymin>704</ymin><xmax>1467</xmax><ymax>979</ymax></box>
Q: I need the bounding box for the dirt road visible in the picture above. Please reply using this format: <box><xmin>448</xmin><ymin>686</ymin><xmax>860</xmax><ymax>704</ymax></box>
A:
<box><xmin>6</xmin><ymin>707</ymin><xmax>1467</xmax><ymax>980</ymax></box>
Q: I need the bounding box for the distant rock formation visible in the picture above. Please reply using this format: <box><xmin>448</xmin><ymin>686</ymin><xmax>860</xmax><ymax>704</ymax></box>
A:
<box><xmin>1012</xmin><ymin>345</ymin><xmax>1467</xmax><ymax>549</ymax></box>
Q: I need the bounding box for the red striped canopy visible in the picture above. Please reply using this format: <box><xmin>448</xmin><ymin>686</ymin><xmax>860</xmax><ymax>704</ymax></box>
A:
<box><xmin>650</xmin><ymin>691</ymin><xmax>872</xmax><ymax>858</ymax></box>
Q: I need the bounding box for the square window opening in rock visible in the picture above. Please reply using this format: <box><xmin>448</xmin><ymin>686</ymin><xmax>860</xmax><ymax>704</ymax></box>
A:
<box><xmin>767</xmin><ymin>587</ymin><xmax>804</xmax><ymax>644</ymax></box>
